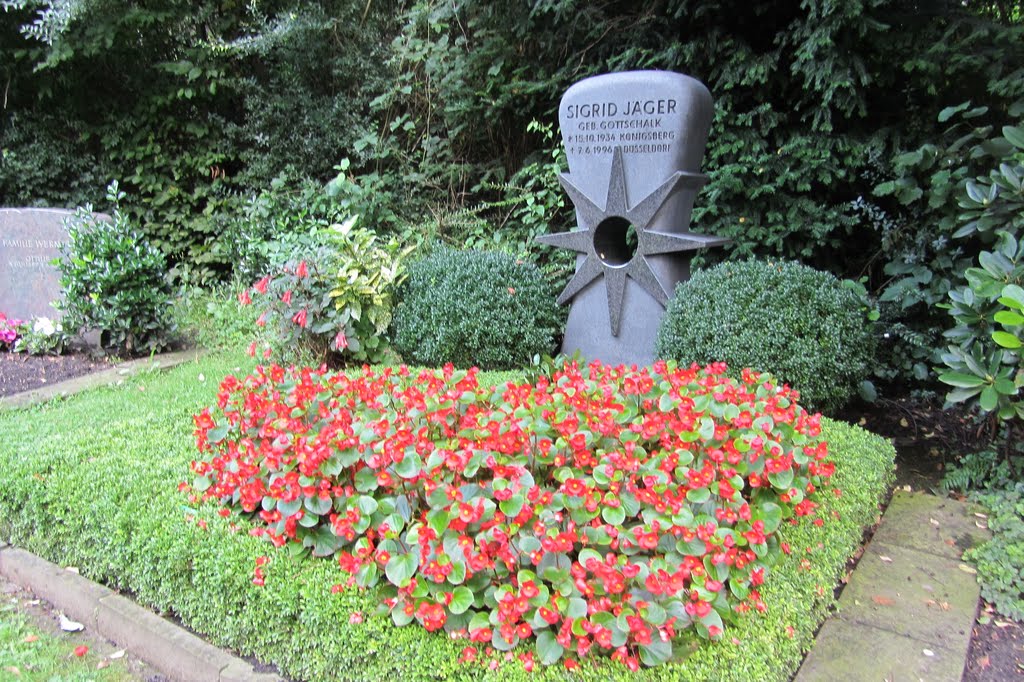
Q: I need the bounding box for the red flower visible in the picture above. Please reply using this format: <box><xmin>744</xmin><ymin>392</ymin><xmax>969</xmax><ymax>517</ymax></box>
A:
<box><xmin>281</xmin><ymin>290</ymin><xmax>292</xmax><ymax>305</ymax></box>
<box><xmin>254</xmin><ymin>276</ymin><xmax>270</xmax><ymax>294</ymax></box>
<box><xmin>237</xmin><ymin>289</ymin><xmax>251</xmax><ymax>305</ymax></box>
<box><xmin>296</xmin><ymin>260</ymin><xmax>309</xmax><ymax>278</ymax></box>
<box><xmin>335</xmin><ymin>331</ymin><xmax>348</xmax><ymax>350</ymax></box>
<box><xmin>292</xmin><ymin>308</ymin><xmax>308</xmax><ymax>328</ymax></box>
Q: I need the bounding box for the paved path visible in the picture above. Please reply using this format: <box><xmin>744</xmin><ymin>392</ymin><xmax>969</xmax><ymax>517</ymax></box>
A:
<box><xmin>796</xmin><ymin>491</ymin><xmax>990</xmax><ymax>682</ymax></box>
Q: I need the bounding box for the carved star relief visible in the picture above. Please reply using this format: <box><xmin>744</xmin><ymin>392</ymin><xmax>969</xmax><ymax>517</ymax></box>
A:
<box><xmin>537</xmin><ymin>146</ymin><xmax>728</xmax><ymax>336</ymax></box>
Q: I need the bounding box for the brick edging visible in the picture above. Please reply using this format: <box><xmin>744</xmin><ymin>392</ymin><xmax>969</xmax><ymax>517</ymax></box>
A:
<box><xmin>0</xmin><ymin>545</ymin><xmax>282</xmax><ymax>682</ymax></box>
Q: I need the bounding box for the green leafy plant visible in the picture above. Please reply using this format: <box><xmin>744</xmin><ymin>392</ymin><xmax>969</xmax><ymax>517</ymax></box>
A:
<box><xmin>13</xmin><ymin>317</ymin><xmax>69</xmax><ymax>355</ymax></box>
<box><xmin>0</xmin><ymin>349</ymin><xmax>895</xmax><ymax>682</ymax></box>
<box><xmin>656</xmin><ymin>260</ymin><xmax>877</xmax><ymax>413</ymax></box>
<box><xmin>57</xmin><ymin>181</ymin><xmax>175</xmax><ymax>356</ymax></box>
<box><xmin>190</xmin><ymin>359</ymin><xmax>836</xmax><ymax>670</ymax></box>
<box><xmin>391</xmin><ymin>247</ymin><xmax>562</xmax><ymax>370</ymax></box>
<box><xmin>243</xmin><ymin>216</ymin><xmax>411</xmax><ymax>365</ymax></box>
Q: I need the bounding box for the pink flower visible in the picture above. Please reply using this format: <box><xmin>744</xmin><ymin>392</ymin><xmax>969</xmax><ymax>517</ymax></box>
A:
<box><xmin>256</xmin><ymin>311</ymin><xmax>267</xmax><ymax>327</ymax></box>
<box><xmin>281</xmin><ymin>290</ymin><xmax>292</xmax><ymax>305</ymax></box>
<box><xmin>334</xmin><ymin>331</ymin><xmax>348</xmax><ymax>350</ymax></box>
<box><xmin>348</xmin><ymin>611</ymin><xmax>364</xmax><ymax>624</ymax></box>
<box><xmin>292</xmin><ymin>309</ymin><xmax>308</xmax><ymax>328</ymax></box>
<box><xmin>254</xmin><ymin>276</ymin><xmax>269</xmax><ymax>294</ymax></box>
<box><xmin>238</xmin><ymin>290</ymin><xmax>251</xmax><ymax>306</ymax></box>
<box><xmin>296</xmin><ymin>260</ymin><xmax>309</xmax><ymax>278</ymax></box>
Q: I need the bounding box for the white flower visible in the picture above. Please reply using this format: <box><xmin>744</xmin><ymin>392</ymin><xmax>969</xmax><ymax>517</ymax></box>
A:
<box><xmin>33</xmin><ymin>317</ymin><xmax>56</xmax><ymax>336</ymax></box>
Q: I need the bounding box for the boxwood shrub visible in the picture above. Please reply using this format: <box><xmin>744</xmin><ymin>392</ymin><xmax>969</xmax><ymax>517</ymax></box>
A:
<box><xmin>0</xmin><ymin>352</ymin><xmax>894</xmax><ymax>681</ymax></box>
<box><xmin>391</xmin><ymin>247</ymin><xmax>562</xmax><ymax>370</ymax></box>
<box><xmin>656</xmin><ymin>260</ymin><xmax>876</xmax><ymax>413</ymax></box>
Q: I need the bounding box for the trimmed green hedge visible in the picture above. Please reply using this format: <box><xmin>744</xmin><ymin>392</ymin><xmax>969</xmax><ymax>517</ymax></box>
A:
<box><xmin>0</xmin><ymin>352</ymin><xmax>894</xmax><ymax>681</ymax></box>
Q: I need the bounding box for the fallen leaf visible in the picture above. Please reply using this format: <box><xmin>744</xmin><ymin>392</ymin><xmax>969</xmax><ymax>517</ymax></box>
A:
<box><xmin>922</xmin><ymin>649</ymin><xmax>935</xmax><ymax>657</ymax></box>
<box><xmin>872</xmin><ymin>595</ymin><xmax>896</xmax><ymax>606</ymax></box>
<box><xmin>945</xmin><ymin>539</ymin><xmax>956</xmax><ymax>546</ymax></box>
<box><xmin>974</xmin><ymin>512</ymin><xmax>988</xmax><ymax>519</ymax></box>
<box><xmin>930</xmin><ymin>518</ymin><xmax>940</xmax><ymax>526</ymax></box>
<box><xmin>976</xmin><ymin>521</ymin><xmax>988</xmax><ymax>529</ymax></box>
<box><xmin>978</xmin><ymin>614</ymin><xmax>992</xmax><ymax>625</ymax></box>
<box><xmin>65</xmin><ymin>566</ymin><xmax>79</xmax><ymax>574</ymax></box>
<box><xmin>900</xmin><ymin>418</ymin><xmax>909</xmax><ymax>427</ymax></box>
<box><xmin>96</xmin><ymin>660</ymin><xmax>110</xmax><ymax>670</ymax></box>
<box><xmin>978</xmin><ymin>655</ymin><xmax>990</xmax><ymax>670</ymax></box>
<box><xmin>958</xmin><ymin>564</ymin><xmax>978</xmax><ymax>575</ymax></box>
<box><xmin>879</xmin><ymin>555</ymin><xmax>893</xmax><ymax>563</ymax></box>
<box><xmin>109</xmin><ymin>650</ymin><xmax>125</xmax><ymax>659</ymax></box>
<box><xmin>73</xmin><ymin>645</ymin><xmax>88</xmax><ymax>657</ymax></box>
<box><xmin>198</xmin><ymin>373</ymin><xmax>205</xmax><ymax>382</ymax></box>
<box><xmin>940</xmin><ymin>602</ymin><xmax>950</xmax><ymax>611</ymax></box>
<box><xmin>3</xmin><ymin>666</ymin><xmax>20</xmax><ymax>676</ymax></box>
<box><xmin>995</xmin><ymin>620</ymin><xmax>1013</xmax><ymax>628</ymax></box>
<box><xmin>59</xmin><ymin>614</ymin><xmax>84</xmax><ymax>632</ymax></box>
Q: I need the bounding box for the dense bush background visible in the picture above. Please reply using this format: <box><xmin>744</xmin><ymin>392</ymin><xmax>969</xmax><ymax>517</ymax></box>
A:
<box><xmin>1</xmin><ymin>0</ymin><xmax>1023</xmax><ymax>388</ymax></box>
<box><xmin>391</xmin><ymin>246</ymin><xmax>562</xmax><ymax>369</ymax></box>
<box><xmin>656</xmin><ymin>259</ymin><xmax>876</xmax><ymax>413</ymax></box>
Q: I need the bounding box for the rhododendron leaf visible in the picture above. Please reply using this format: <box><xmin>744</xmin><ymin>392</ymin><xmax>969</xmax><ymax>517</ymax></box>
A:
<box><xmin>450</xmin><ymin>586</ymin><xmax>474</xmax><ymax>614</ymax></box>
<box><xmin>536</xmin><ymin>630</ymin><xmax>564</xmax><ymax>666</ymax></box>
<box><xmin>385</xmin><ymin>552</ymin><xmax>418</xmax><ymax>587</ymax></box>
<box><xmin>601</xmin><ymin>505</ymin><xmax>626</xmax><ymax>526</ymax></box>
<box><xmin>207</xmin><ymin>424</ymin><xmax>229</xmax><ymax>443</ymax></box>
<box><xmin>640</xmin><ymin>639</ymin><xmax>673</xmax><ymax>666</ymax></box>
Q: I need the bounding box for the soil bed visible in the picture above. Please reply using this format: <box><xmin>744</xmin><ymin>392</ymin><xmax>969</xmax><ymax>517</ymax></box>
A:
<box><xmin>0</xmin><ymin>352</ymin><xmax>111</xmax><ymax>398</ymax></box>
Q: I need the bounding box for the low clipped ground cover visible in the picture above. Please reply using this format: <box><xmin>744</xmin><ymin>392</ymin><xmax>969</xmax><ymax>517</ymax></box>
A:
<box><xmin>0</xmin><ymin>352</ymin><xmax>894</xmax><ymax>681</ymax></box>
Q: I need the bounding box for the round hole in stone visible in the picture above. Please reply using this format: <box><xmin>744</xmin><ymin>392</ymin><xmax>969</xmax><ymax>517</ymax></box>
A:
<box><xmin>593</xmin><ymin>216</ymin><xmax>639</xmax><ymax>266</ymax></box>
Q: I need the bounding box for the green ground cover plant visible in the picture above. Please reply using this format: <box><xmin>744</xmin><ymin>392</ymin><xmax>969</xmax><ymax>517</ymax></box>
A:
<box><xmin>0</xmin><ymin>351</ymin><xmax>894</xmax><ymax>681</ymax></box>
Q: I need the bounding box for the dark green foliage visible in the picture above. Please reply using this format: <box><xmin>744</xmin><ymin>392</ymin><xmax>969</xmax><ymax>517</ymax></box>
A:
<box><xmin>57</xmin><ymin>183</ymin><xmax>175</xmax><ymax>356</ymax></box>
<box><xmin>656</xmin><ymin>260</ymin><xmax>876</xmax><ymax>413</ymax></box>
<box><xmin>391</xmin><ymin>247</ymin><xmax>562</xmax><ymax>370</ymax></box>
<box><xmin>0</xmin><ymin>350</ymin><xmax>895</xmax><ymax>682</ymax></box>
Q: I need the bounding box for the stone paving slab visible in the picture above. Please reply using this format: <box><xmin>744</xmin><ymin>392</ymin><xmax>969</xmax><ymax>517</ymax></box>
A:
<box><xmin>795</xmin><ymin>491</ymin><xmax>988</xmax><ymax>682</ymax></box>
<box><xmin>0</xmin><ymin>544</ymin><xmax>283</xmax><ymax>681</ymax></box>
<box><xmin>837</xmin><ymin>542</ymin><xmax>977</xmax><ymax>649</ymax></box>
<box><xmin>0</xmin><ymin>349</ymin><xmax>203</xmax><ymax>411</ymax></box>
<box><xmin>797</xmin><ymin>619</ymin><xmax>964</xmax><ymax>682</ymax></box>
<box><xmin>870</xmin><ymin>491</ymin><xmax>990</xmax><ymax>560</ymax></box>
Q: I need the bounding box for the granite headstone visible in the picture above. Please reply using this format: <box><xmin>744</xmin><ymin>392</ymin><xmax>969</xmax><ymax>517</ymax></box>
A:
<box><xmin>538</xmin><ymin>71</ymin><xmax>727</xmax><ymax>366</ymax></box>
<box><xmin>0</xmin><ymin>208</ymin><xmax>102</xmax><ymax>320</ymax></box>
